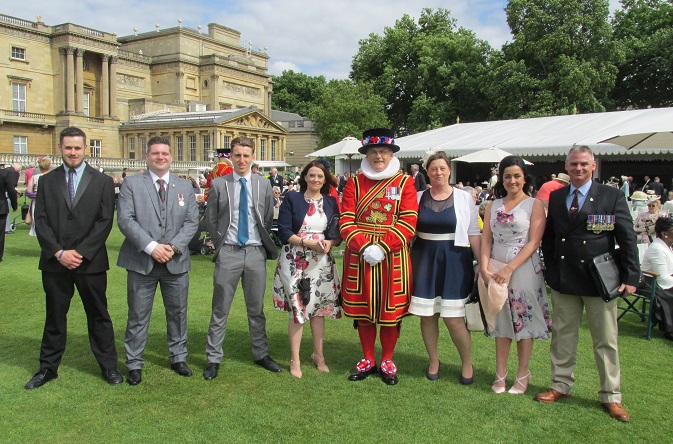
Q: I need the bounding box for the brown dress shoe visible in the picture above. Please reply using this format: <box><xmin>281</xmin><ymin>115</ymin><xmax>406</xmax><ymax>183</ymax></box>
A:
<box><xmin>534</xmin><ymin>388</ymin><xmax>571</xmax><ymax>403</ymax></box>
<box><xmin>602</xmin><ymin>402</ymin><xmax>630</xmax><ymax>422</ymax></box>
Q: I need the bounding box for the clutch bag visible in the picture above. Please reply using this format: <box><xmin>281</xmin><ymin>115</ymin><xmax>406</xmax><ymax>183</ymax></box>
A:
<box><xmin>324</xmin><ymin>213</ymin><xmax>341</xmax><ymax>240</ymax></box>
<box><xmin>589</xmin><ymin>251</ymin><xmax>622</xmax><ymax>302</ymax></box>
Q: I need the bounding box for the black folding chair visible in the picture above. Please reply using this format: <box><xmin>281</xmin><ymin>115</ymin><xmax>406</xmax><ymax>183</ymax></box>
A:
<box><xmin>618</xmin><ymin>271</ymin><xmax>658</xmax><ymax>340</ymax></box>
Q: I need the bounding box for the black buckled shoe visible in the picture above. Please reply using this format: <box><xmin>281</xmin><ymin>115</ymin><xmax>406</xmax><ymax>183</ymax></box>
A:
<box><xmin>348</xmin><ymin>358</ymin><xmax>378</xmax><ymax>381</ymax></box>
<box><xmin>380</xmin><ymin>359</ymin><xmax>399</xmax><ymax>386</ymax></box>
<box><xmin>25</xmin><ymin>368</ymin><xmax>58</xmax><ymax>390</ymax></box>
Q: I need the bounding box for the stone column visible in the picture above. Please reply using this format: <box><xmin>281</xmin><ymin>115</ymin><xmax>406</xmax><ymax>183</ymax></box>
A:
<box><xmin>101</xmin><ymin>55</ymin><xmax>109</xmax><ymax>118</ymax></box>
<box><xmin>75</xmin><ymin>48</ymin><xmax>84</xmax><ymax>114</ymax></box>
<box><xmin>109</xmin><ymin>57</ymin><xmax>118</xmax><ymax>118</ymax></box>
<box><xmin>65</xmin><ymin>47</ymin><xmax>75</xmax><ymax>113</ymax></box>
<box><xmin>210</xmin><ymin>74</ymin><xmax>219</xmax><ymax>110</ymax></box>
<box><xmin>176</xmin><ymin>71</ymin><xmax>185</xmax><ymax>104</ymax></box>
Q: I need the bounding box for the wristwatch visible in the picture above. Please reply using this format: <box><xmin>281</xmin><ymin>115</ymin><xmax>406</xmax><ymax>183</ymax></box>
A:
<box><xmin>168</xmin><ymin>243</ymin><xmax>181</xmax><ymax>255</ymax></box>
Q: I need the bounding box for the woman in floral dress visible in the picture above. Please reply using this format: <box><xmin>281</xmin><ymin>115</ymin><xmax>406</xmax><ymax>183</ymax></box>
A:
<box><xmin>272</xmin><ymin>160</ymin><xmax>341</xmax><ymax>378</ymax></box>
<box><xmin>480</xmin><ymin>156</ymin><xmax>550</xmax><ymax>395</ymax></box>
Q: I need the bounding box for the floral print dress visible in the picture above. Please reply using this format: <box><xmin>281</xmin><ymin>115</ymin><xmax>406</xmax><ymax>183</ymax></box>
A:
<box><xmin>487</xmin><ymin>197</ymin><xmax>551</xmax><ymax>340</ymax></box>
<box><xmin>272</xmin><ymin>197</ymin><xmax>342</xmax><ymax>324</ymax></box>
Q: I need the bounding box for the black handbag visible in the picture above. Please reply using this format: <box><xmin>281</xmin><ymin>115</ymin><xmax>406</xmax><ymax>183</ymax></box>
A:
<box><xmin>324</xmin><ymin>213</ymin><xmax>340</xmax><ymax>240</ymax></box>
<box><xmin>589</xmin><ymin>251</ymin><xmax>623</xmax><ymax>302</ymax></box>
<box><xmin>297</xmin><ymin>277</ymin><xmax>311</xmax><ymax>306</ymax></box>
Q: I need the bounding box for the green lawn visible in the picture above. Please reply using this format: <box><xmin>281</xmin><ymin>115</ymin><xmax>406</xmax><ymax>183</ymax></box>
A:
<box><xmin>1</xmin><ymin>209</ymin><xmax>671</xmax><ymax>443</ymax></box>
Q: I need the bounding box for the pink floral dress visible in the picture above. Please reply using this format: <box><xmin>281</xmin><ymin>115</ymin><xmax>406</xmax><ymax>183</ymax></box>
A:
<box><xmin>487</xmin><ymin>197</ymin><xmax>551</xmax><ymax>340</ymax></box>
<box><xmin>272</xmin><ymin>197</ymin><xmax>342</xmax><ymax>324</ymax></box>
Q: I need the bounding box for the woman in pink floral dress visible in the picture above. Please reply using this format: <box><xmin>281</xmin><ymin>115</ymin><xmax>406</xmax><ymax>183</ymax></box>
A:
<box><xmin>480</xmin><ymin>156</ymin><xmax>550</xmax><ymax>395</ymax></box>
<box><xmin>272</xmin><ymin>161</ymin><xmax>342</xmax><ymax>379</ymax></box>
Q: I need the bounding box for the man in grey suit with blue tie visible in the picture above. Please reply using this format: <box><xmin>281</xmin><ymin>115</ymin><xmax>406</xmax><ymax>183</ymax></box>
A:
<box><xmin>203</xmin><ymin>136</ymin><xmax>280</xmax><ymax>379</ymax></box>
<box><xmin>117</xmin><ymin>136</ymin><xmax>199</xmax><ymax>385</ymax></box>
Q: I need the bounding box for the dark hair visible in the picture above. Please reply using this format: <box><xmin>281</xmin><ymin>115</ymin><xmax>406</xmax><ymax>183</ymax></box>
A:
<box><xmin>147</xmin><ymin>136</ymin><xmax>171</xmax><ymax>151</ymax></box>
<box><xmin>298</xmin><ymin>160</ymin><xmax>335</xmax><ymax>195</ymax></box>
<box><xmin>59</xmin><ymin>127</ymin><xmax>87</xmax><ymax>145</ymax></box>
<box><xmin>655</xmin><ymin>216</ymin><xmax>673</xmax><ymax>237</ymax></box>
<box><xmin>231</xmin><ymin>136</ymin><xmax>255</xmax><ymax>154</ymax></box>
<box><xmin>492</xmin><ymin>155</ymin><xmax>533</xmax><ymax>199</ymax></box>
<box><xmin>424</xmin><ymin>151</ymin><xmax>451</xmax><ymax>171</ymax></box>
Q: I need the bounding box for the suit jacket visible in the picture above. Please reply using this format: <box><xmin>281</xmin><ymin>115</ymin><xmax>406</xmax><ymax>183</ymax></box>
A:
<box><xmin>117</xmin><ymin>171</ymin><xmax>199</xmax><ymax>275</ymax></box>
<box><xmin>206</xmin><ymin>173</ymin><xmax>278</xmax><ymax>260</ymax></box>
<box><xmin>413</xmin><ymin>172</ymin><xmax>427</xmax><ymax>191</ymax></box>
<box><xmin>269</xmin><ymin>174</ymin><xmax>284</xmax><ymax>191</ymax></box>
<box><xmin>0</xmin><ymin>167</ymin><xmax>19</xmax><ymax>215</ymax></box>
<box><xmin>276</xmin><ymin>191</ymin><xmax>339</xmax><ymax>243</ymax></box>
<box><xmin>34</xmin><ymin>163</ymin><xmax>115</xmax><ymax>273</ymax></box>
<box><xmin>542</xmin><ymin>182</ymin><xmax>640</xmax><ymax>296</ymax></box>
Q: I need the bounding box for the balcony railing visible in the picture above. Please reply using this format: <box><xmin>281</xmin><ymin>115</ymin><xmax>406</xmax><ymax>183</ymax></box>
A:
<box><xmin>0</xmin><ymin>14</ymin><xmax>37</xmax><ymax>29</ymax></box>
<box><xmin>1</xmin><ymin>109</ymin><xmax>47</xmax><ymax>120</ymax></box>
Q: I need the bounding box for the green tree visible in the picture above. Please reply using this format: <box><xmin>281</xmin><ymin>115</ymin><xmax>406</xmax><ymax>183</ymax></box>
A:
<box><xmin>350</xmin><ymin>8</ymin><xmax>492</xmax><ymax>134</ymax></box>
<box><xmin>308</xmin><ymin>80</ymin><xmax>389</xmax><ymax>148</ymax></box>
<box><xmin>488</xmin><ymin>0</ymin><xmax>622</xmax><ymax>118</ymax></box>
<box><xmin>611</xmin><ymin>0</ymin><xmax>673</xmax><ymax>109</ymax></box>
<box><xmin>271</xmin><ymin>70</ymin><xmax>326</xmax><ymax>116</ymax></box>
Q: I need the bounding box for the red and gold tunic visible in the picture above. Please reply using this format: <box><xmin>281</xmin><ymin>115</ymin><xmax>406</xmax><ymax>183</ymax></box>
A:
<box><xmin>204</xmin><ymin>161</ymin><xmax>233</xmax><ymax>201</ymax></box>
<box><xmin>339</xmin><ymin>173</ymin><xmax>418</xmax><ymax>325</ymax></box>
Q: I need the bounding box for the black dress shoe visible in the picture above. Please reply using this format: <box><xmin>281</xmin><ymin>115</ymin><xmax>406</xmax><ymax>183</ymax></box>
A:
<box><xmin>171</xmin><ymin>361</ymin><xmax>193</xmax><ymax>377</ymax></box>
<box><xmin>348</xmin><ymin>366</ymin><xmax>378</xmax><ymax>381</ymax></box>
<box><xmin>25</xmin><ymin>368</ymin><xmax>58</xmax><ymax>390</ymax></box>
<box><xmin>255</xmin><ymin>356</ymin><xmax>281</xmax><ymax>372</ymax></box>
<box><xmin>381</xmin><ymin>372</ymin><xmax>399</xmax><ymax>386</ymax></box>
<box><xmin>102</xmin><ymin>368</ymin><xmax>124</xmax><ymax>385</ymax></box>
<box><xmin>127</xmin><ymin>369</ymin><xmax>142</xmax><ymax>386</ymax></box>
<box><xmin>203</xmin><ymin>363</ymin><xmax>219</xmax><ymax>380</ymax></box>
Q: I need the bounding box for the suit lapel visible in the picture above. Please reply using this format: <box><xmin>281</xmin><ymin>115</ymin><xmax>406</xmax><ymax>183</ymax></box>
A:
<box><xmin>166</xmin><ymin>174</ymin><xmax>175</xmax><ymax>215</ymax></box>
<box><xmin>57</xmin><ymin>167</ymin><xmax>71</xmax><ymax>209</ymax></box>
<box><xmin>72</xmin><ymin>166</ymin><xmax>93</xmax><ymax>208</ymax></box>
<box><xmin>143</xmin><ymin>172</ymin><xmax>162</xmax><ymax>219</ymax></box>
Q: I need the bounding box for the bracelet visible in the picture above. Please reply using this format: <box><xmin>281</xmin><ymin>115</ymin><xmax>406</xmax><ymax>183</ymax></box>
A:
<box><xmin>57</xmin><ymin>250</ymin><xmax>64</xmax><ymax>261</ymax></box>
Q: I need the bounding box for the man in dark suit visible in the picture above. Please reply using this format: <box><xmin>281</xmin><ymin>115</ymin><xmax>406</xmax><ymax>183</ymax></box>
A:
<box><xmin>649</xmin><ymin>176</ymin><xmax>664</xmax><ymax>198</ymax></box>
<box><xmin>26</xmin><ymin>126</ymin><xmax>123</xmax><ymax>389</ymax></box>
<box><xmin>410</xmin><ymin>164</ymin><xmax>426</xmax><ymax>191</ymax></box>
<box><xmin>269</xmin><ymin>167</ymin><xmax>283</xmax><ymax>192</ymax></box>
<box><xmin>0</xmin><ymin>163</ymin><xmax>20</xmax><ymax>261</ymax></box>
<box><xmin>117</xmin><ymin>136</ymin><xmax>199</xmax><ymax>385</ymax></box>
<box><xmin>536</xmin><ymin>145</ymin><xmax>639</xmax><ymax>422</ymax></box>
<box><xmin>203</xmin><ymin>136</ymin><xmax>280</xmax><ymax>380</ymax></box>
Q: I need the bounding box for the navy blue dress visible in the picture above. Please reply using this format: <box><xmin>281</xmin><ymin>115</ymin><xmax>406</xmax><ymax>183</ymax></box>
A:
<box><xmin>409</xmin><ymin>191</ymin><xmax>474</xmax><ymax>317</ymax></box>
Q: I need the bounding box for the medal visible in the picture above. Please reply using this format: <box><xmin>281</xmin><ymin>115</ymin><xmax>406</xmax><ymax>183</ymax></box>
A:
<box><xmin>178</xmin><ymin>193</ymin><xmax>185</xmax><ymax>207</ymax></box>
<box><xmin>587</xmin><ymin>215</ymin><xmax>615</xmax><ymax>233</ymax></box>
<box><xmin>385</xmin><ymin>186</ymin><xmax>400</xmax><ymax>200</ymax></box>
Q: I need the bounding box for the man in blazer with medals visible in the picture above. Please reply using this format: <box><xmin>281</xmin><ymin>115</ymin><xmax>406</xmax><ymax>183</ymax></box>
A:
<box><xmin>203</xmin><ymin>136</ymin><xmax>280</xmax><ymax>380</ymax></box>
<box><xmin>117</xmin><ymin>136</ymin><xmax>199</xmax><ymax>385</ymax></box>
<box><xmin>537</xmin><ymin>145</ymin><xmax>639</xmax><ymax>422</ymax></box>
<box><xmin>26</xmin><ymin>127</ymin><xmax>122</xmax><ymax>389</ymax></box>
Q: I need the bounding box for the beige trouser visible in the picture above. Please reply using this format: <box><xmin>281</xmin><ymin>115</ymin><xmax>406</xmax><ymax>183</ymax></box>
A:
<box><xmin>549</xmin><ymin>290</ymin><xmax>622</xmax><ymax>403</ymax></box>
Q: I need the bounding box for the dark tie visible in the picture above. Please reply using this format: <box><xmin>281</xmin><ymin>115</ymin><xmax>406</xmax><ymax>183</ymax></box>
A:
<box><xmin>569</xmin><ymin>189</ymin><xmax>579</xmax><ymax>220</ymax></box>
<box><xmin>68</xmin><ymin>168</ymin><xmax>76</xmax><ymax>205</ymax></box>
<box><xmin>238</xmin><ymin>178</ymin><xmax>249</xmax><ymax>246</ymax></box>
<box><xmin>157</xmin><ymin>179</ymin><xmax>166</xmax><ymax>203</ymax></box>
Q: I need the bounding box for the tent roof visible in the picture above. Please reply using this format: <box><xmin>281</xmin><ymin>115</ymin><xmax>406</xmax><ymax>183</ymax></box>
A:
<box><xmin>395</xmin><ymin>107</ymin><xmax>673</xmax><ymax>159</ymax></box>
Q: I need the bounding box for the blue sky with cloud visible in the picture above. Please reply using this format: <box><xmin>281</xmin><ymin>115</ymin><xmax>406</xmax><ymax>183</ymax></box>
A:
<box><xmin>6</xmin><ymin>0</ymin><xmax>622</xmax><ymax>79</ymax></box>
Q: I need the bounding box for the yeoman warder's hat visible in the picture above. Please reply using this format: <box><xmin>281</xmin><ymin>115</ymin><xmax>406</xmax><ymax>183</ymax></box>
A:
<box><xmin>359</xmin><ymin>128</ymin><xmax>400</xmax><ymax>154</ymax></box>
<box><xmin>216</xmin><ymin>148</ymin><xmax>231</xmax><ymax>158</ymax></box>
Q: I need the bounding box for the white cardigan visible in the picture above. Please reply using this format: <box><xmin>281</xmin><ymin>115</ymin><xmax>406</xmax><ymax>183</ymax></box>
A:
<box><xmin>641</xmin><ymin>238</ymin><xmax>673</xmax><ymax>290</ymax></box>
<box><xmin>416</xmin><ymin>188</ymin><xmax>480</xmax><ymax>247</ymax></box>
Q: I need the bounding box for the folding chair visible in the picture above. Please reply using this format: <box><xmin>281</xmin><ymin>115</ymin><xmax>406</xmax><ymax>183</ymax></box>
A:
<box><xmin>617</xmin><ymin>270</ymin><xmax>659</xmax><ymax>340</ymax></box>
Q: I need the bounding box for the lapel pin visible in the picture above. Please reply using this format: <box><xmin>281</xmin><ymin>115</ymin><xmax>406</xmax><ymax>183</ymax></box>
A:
<box><xmin>589</xmin><ymin>198</ymin><xmax>594</xmax><ymax>201</ymax></box>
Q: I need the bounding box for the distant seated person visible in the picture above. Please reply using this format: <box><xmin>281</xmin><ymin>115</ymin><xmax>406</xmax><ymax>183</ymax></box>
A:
<box><xmin>640</xmin><ymin>217</ymin><xmax>673</xmax><ymax>341</ymax></box>
<box><xmin>204</xmin><ymin>148</ymin><xmax>233</xmax><ymax>201</ymax></box>
<box><xmin>634</xmin><ymin>196</ymin><xmax>664</xmax><ymax>244</ymax></box>
<box><xmin>536</xmin><ymin>173</ymin><xmax>569</xmax><ymax>209</ymax></box>
<box><xmin>630</xmin><ymin>190</ymin><xmax>649</xmax><ymax>212</ymax></box>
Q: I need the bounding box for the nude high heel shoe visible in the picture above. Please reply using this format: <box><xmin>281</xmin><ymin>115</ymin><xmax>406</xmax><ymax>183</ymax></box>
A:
<box><xmin>311</xmin><ymin>353</ymin><xmax>330</xmax><ymax>372</ymax></box>
<box><xmin>290</xmin><ymin>360</ymin><xmax>302</xmax><ymax>379</ymax></box>
<box><xmin>508</xmin><ymin>371</ymin><xmax>531</xmax><ymax>395</ymax></box>
<box><xmin>492</xmin><ymin>372</ymin><xmax>507</xmax><ymax>394</ymax></box>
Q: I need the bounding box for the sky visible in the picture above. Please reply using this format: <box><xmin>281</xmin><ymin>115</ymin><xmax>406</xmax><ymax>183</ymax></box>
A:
<box><xmin>7</xmin><ymin>1</ymin><xmax>623</xmax><ymax>79</ymax></box>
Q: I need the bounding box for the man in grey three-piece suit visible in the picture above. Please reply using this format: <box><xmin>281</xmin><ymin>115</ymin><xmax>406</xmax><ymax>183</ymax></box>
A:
<box><xmin>117</xmin><ymin>136</ymin><xmax>199</xmax><ymax>385</ymax></box>
<box><xmin>203</xmin><ymin>136</ymin><xmax>280</xmax><ymax>380</ymax></box>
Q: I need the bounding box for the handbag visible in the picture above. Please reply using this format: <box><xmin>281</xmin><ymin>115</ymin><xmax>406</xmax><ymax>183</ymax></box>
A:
<box><xmin>465</xmin><ymin>280</ymin><xmax>485</xmax><ymax>332</ymax></box>
<box><xmin>324</xmin><ymin>213</ymin><xmax>340</xmax><ymax>240</ymax></box>
<box><xmin>589</xmin><ymin>251</ymin><xmax>623</xmax><ymax>302</ymax></box>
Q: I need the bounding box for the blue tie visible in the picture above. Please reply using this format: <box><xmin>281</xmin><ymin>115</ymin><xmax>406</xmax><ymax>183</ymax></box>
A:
<box><xmin>68</xmin><ymin>168</ymin><xmax>76</xmax><ymax>205</ymax></box>
<box><xmin>238</xmin><ymin>177</ymin><xmax>249</xmax><ymax>246</ymax></box>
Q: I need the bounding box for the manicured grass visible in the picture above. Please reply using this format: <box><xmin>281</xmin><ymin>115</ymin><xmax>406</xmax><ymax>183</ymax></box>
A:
<box><xmin>1</xmin><ymin>208</ymin><xmax>672</xmax><ymax>443</ymax></box>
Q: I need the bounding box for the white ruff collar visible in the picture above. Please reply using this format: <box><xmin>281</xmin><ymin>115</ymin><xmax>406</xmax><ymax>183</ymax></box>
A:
<box><xmin>361</xmin><ymin>156</ymin><xmax>400</xmax><ymax>180</ymax></box>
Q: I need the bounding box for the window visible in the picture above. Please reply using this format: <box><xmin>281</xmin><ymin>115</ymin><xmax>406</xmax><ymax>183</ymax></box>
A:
<box><xmin>90</xmin><ymin>139</ymin><xmax>102</xmax><ymax>157</ymax></box>
<box><xmin>128</xmin><ymin>137</ymin><xmax>136</xmax><ymax>159</ymax></box>
<box><xmin>13</xmin><ymin>136</ymin><xmax>27</xmax><ymax>154</ymax></box>
<box><xmin>223</xmin><ymin>135</ymin><xmax>231</xmax><ymax>150</ymax></box>
<box><xmin>83</xmin><ymin>92</ymin><xmax>90</xmax><ymax>116</ymax></box>
<box><xmin>176</xmin><ymin>136</ymin><xmax>184</xmax><ymax>161</ymax></box>
<box><xmin>259</xmin><ymin>139</ymin><xmax>266</xmax><ymax>161</ymax></box>
<box><xmin>271</xmin><ymin>140</ymin><xmax>277</xmax><ymax>161</ymax></box>
<box><xmin>202</xmin><ymin>135</ymin><xmax>211</xmax><ymax>160</ymax></box>
<box><xmin>11</xmin><ymin>46</ymin><xmax>25</xmax><ymax>60</ymax></box>
<box><xmin>12</xmin><ymin>83</ymin><xmax>26</xmax><ymax>112</ymax></box>
<box><xmin>189</xmin><ymin>135</ymin><xmax>197</xmax><ymax>161</ymax></box>
<box><xmin>139</xmin><ymin>137</ymin><xmax>147</xmax><ymax>156</ymax></box>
